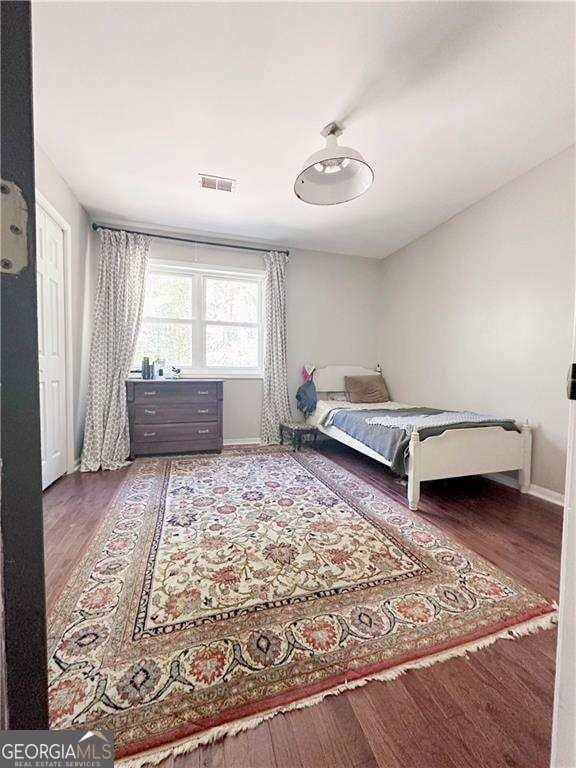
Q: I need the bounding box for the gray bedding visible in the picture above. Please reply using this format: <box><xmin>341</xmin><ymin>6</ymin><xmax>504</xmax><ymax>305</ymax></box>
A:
<box><xmin>326</xmin><ymin>407</ymin><xmax>519</xmax><ymax>475</ymax></box>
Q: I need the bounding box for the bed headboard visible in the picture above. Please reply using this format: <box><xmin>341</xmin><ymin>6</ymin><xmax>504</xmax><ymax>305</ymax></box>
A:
<box><xmin>313</xmin><ymin>365</ymin><xmax>377</xmax><ymax>393</ymax></box>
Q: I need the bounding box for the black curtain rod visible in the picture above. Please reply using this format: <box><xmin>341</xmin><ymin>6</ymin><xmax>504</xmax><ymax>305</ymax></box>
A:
<box><xmin>91</xmin><ymin>223</ymin><xmax>289</xmax><ymax>256</ymax></box>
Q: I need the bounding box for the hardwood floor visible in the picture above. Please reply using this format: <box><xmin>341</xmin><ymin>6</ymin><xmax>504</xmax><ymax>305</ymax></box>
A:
<box><xmin>43</xmin><ymin>443</ymin><xmax>563</xmax><ymax>768</ymax></box>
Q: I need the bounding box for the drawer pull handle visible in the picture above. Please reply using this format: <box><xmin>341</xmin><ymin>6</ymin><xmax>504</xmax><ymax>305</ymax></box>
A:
<box><xmin>197</xmin><ymin>428</ymin><xmax>210</xmax><ymax>434</ymax></box>
<box><xmin>197</xmin><ymin>408</ymin><xmax>210</xmax><ymax>413</ymax></box>
<box><xmin>143</xmin><ymin>391</ymin><xmax>157</xmax><ymax>396</ymax></box>
<box><xmin>144</xmin><ymin>409</ymin><xmax>156</xmax><ymax>415</ymax></box>
<box><xmin>143</xmin><ymin>431</ymin><xmax>156</xmax><ymax>437</ymax></box>
<box><xmin>197</xmin><ymin>391</ymin><xmax>210</xmax><ymax>395</ymax></box>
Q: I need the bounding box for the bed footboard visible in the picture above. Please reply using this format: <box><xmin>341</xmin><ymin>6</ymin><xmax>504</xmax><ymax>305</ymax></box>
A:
<box><xmin>407</xmin><ymin>423</ymin><xmax>531</xmax><ymax>511</ymax></box>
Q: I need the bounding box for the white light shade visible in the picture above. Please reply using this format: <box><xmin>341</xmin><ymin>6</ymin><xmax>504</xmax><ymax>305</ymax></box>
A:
<box><xmin>294</xmin><ymin>132</ymin><xmax>374</xmax><ymax>205</ymax></box>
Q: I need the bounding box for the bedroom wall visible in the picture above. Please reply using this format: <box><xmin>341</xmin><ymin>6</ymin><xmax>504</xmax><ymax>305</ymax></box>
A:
<box><xmin>377</xmin><ymin>147</ymin><xmax>575</xmax><ymax>494</ymax></box>
<box><xmin>149</xmin><ymin>238</ymin><xmax>381</xmax><ymax>441</ymax></box>
<box><xmin>34</xmin><ymin>142</ymin><xmax>95</xmax><ymax>463</ymax></box>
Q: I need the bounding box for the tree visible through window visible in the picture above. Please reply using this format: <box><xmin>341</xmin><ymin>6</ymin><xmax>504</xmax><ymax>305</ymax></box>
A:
<box><xmin>134</xmin><ymin>266</ymin><xmax>263</xmax><ymax>372</ymax></box>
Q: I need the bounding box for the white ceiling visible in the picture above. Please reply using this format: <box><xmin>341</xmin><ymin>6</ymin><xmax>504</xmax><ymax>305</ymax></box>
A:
<box><xmin>32</xmin><ymin>2</ymin><xmax>574</xmax><ymax>259</ymax></box>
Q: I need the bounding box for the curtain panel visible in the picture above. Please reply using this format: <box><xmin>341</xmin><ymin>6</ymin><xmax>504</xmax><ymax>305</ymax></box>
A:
<box><xmin>261</xmin><ymin>250</ymin><xmax>291</xmax><ymax>443</ymax></box>
<box><xmin>81</xmin><ymin>229</ymin><xmax>150</xmax><ymax>471</ymax></box>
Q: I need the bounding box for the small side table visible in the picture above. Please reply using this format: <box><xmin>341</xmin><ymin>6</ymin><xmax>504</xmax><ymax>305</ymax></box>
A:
<box><xmin>279</xmin><ymin>422</ymin><xmax>318</xmax><ymax>451</ymax></box>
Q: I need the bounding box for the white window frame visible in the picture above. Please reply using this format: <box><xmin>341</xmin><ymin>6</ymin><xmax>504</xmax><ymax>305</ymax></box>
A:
<box><xmin>138</xmin><ymin>260</ymin><xmax>264</xmax><ymax>378</ymax></box>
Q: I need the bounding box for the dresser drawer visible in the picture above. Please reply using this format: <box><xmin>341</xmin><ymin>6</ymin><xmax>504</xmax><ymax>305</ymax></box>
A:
<box><xmin>133</xmin><ymin>382</ymin><xmax>218</xmax><ymax>403</ymax></box>
<box><xmin>131</xmin><ymin>439</ymin><xmax>220</xmax><ymax>456</ymax></box>
<box><xmin>133</xmin><ymin>422</ymin><xmax>219</xmax><ymax>443</ymax></box>
<box><xmin>134</xmin><ymin>404</ymin><xmax>218</xmax><ymax>424</ymax></box>
<box><xmin>127</xmin><ymin>379</ymin><xmax>223</xmax><ymax>459</ymax></box>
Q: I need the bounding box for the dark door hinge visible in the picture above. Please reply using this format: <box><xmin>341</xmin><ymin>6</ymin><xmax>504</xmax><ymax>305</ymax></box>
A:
<box><xmin>568</xmin><ymin>364</ymin><xmax>576</xmax><ymax>400</ymax></box>
<box><xmin>0</xmin><ymin>179</ymin><xmax>28</xmax><ymax>276</ymax></box>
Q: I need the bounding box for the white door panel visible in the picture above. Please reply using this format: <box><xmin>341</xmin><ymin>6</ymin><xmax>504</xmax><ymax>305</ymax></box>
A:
<box><xmin>36</xmin><ymin>204</ymin><xmax>67</xmax><ymax>489</ymax></box>
<box><xmin>38</xmin><ymin>378</ymin><xmax>47</xmax><ymax>479</ymax></box>
<box><xmin>551</xmin><ymin>267</ymin><xmax>576</xmax><ymax>766</ymax></box>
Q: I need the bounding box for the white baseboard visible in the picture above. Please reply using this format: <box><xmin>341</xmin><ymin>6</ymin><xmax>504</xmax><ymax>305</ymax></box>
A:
<box><xmin>484</xmin><ymin>472</ymin><xmax>564</xmax><ymax>508</ymax></box>
<box><xmin>223</xmin><ymin>437</ymin><xmax>261</xmax><ymax>446</ymax></box>
<box><xmin>67</xmin><ymin>460</ymin><xmax>80</xmax><ymax>474</ymax></box>
<box><xmin>527</xmin><ymin>483</ymin><xmax>565</xmax><ymax>507</ymax></box>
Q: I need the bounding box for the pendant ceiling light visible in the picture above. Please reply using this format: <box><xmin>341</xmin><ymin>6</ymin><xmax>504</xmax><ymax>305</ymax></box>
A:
<box><xmin>294</xmin><ymin>122</ymin><xmax>374</xmax><ymax>205</ymax></box>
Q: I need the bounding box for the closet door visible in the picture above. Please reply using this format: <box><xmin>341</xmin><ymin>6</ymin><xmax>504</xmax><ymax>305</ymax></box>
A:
<box><xmin>36</xmin><ymin>204</ymin><xmax>67</xmax><ymax>489</ymax></box>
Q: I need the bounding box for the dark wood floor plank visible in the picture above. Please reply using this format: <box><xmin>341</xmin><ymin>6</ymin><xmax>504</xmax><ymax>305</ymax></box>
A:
<box><xmin>43</xmin><ymin>466</ymin><xmax>129</xmax><ymax>607</ymax></box>
<box><xmin>257</xmin><ymin>716</ymin><xmax>305</xmax><ymax>768</ymax></box>
<box><xmin>352</xmin><ymin>687</ymin><xmax>422</xmax><ymax>768</ymax></box>
<box><xmin>348</xmin><ymin>680</ymin><xmax>460</xmax><ymax>768</ymax></box>
<box><xmin>438</xmin><ymin>650</ymin><xmax>549</xmax><ymax>766</ymax></box>
<box><xmin>219</xmin><ymin>717</ymin><xmax>278</xmax><ymax>768</ymax></box>
<box><xmin>194</xmin><ymin>740</ymin><xmax>226</xmax><ymax>768</ymax></box>
<box><xmin>400</xmin><ymin>668</ymin><xmax>481</xmax><ymax>768</ymax></box>
<box><xmin>296</xmin><ymin>694</ymin><xmax>380</xmax><ymax>768</ymax></box>
<box><xmin>42</xmin><ymin>443</ymin><xmax>562</xmax><ymax>768</ymax></box>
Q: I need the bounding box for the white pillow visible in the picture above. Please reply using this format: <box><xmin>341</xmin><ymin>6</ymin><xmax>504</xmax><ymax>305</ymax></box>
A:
<box><xmin>321</xmin><ymin>391</ymin><xmax>349</xmax><ymax>402</ymax></box>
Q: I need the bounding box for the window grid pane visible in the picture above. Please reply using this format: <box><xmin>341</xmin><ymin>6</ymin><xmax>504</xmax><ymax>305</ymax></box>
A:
<box><xmin>134</xmin><ymin>266</ymin><xmax>263</xmax><ymax>371</ymax></box>
<box><xmin>205</xmin><ymin>277</ymin><xmax>259</xmax><ymax>324</ymax></box>
<box><xmin>143</xmin><ymin>272</ymin><xmax>194</xmax><ymax>320</ymax></box>
<box><xmin>134</xmin><ymin>321</ymin><xmax>194</xmax><ymax>367</ymax></box>
<box><xmin>205</xmin><ymin>323</ymin><xmax>259</xmax><ymax>369</ymax></box>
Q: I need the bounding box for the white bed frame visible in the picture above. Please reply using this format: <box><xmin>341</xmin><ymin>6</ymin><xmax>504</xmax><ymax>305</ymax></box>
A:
<box><xmin>312</xmin><ymin>366</ymin><xmax>532</xmax><ymax>511</ymax></box>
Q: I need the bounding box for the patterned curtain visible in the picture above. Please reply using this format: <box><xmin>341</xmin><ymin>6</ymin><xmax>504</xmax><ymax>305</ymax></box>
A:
<box><xmin>261</xmin><ymin>250</ymin><xmax>291</xmax><ymax>443</ymax></box>
<box><xmin>81</xmin><ymin>229</ymin><xmax>150</xmax><ymax>471</ymax></box>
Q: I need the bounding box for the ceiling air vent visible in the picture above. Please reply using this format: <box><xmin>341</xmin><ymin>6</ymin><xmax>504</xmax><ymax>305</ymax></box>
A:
<box><xmin>198</xmin><ymin>174</ymin><xmax>236</xmax><ymax>193</ymax></box>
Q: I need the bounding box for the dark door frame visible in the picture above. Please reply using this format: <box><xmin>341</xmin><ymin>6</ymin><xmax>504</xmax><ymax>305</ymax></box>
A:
<box><xmin>1</xmin><ymin>0</ymin><xmax>49</xmax><ymax>728</ymax></box>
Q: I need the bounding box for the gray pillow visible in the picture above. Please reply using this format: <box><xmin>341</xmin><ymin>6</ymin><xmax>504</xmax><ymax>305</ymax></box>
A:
<box><xmin>344</xmin><ymin>375</ymin><xmax>389</xmax><ymax>404</ymax></box>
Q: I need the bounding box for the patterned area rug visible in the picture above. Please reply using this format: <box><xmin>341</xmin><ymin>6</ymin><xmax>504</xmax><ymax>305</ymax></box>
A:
<box><xmin>48</xmin><ymin>448</ymin><xmax>556</xmax><ymax>765</ymax></box>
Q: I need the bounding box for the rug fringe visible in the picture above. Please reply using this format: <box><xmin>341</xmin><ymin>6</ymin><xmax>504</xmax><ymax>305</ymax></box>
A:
<box><xmin>116</xmin><ymin>609</ymin><xmax>557</xmax><ymax>768</ymax></box>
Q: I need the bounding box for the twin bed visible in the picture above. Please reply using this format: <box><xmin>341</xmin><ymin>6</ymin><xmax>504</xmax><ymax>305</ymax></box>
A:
<box><xmin>306</xmin><ymin>366</ymin><xmax>532</xmax><ymax>511</ymax></box>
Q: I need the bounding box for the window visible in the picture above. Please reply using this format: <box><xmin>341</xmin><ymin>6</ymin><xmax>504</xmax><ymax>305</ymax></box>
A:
<box><xmin>134</xmin><ymin>263</ymin><xmax>264</xmax><ymax>375</ymax></box>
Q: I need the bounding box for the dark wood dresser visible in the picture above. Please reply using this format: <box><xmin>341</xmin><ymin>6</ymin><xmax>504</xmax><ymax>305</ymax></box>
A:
<box><xmin>126</xmin><ymin>379</ymin><xmax>223</xmax><ymax>459</ymax></box>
